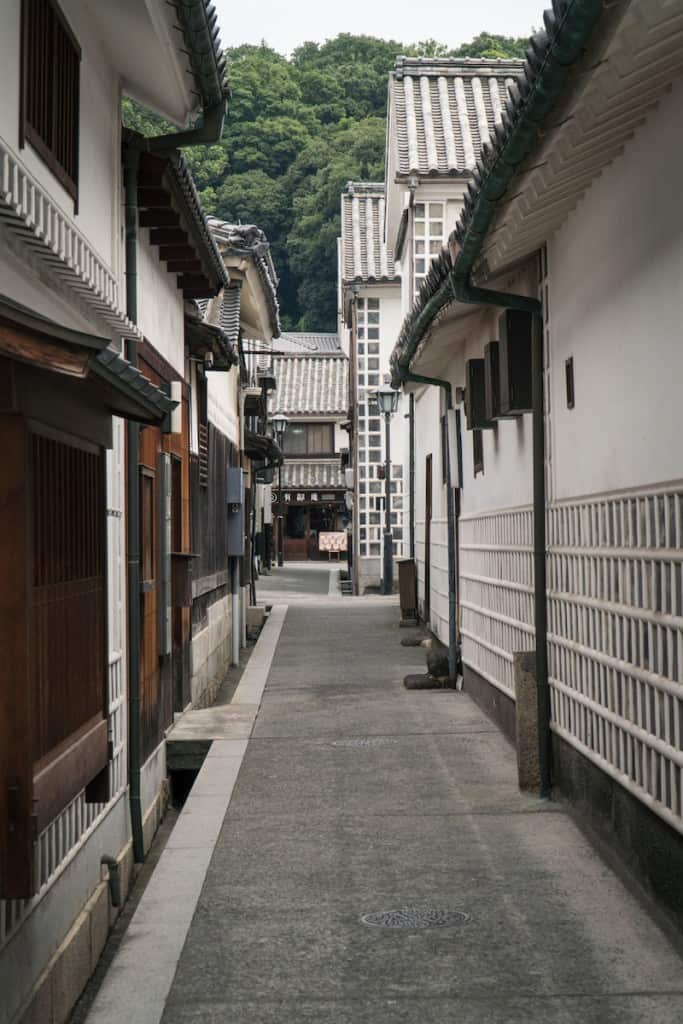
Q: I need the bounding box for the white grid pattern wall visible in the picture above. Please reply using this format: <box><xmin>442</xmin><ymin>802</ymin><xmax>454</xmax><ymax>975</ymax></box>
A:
<box><xmin>460</xmin><ymin>507</ymin><xmax>535</xmax><ymax>697</ymax></box>
<box><xmin>413</xmin><ymin>202</ymin><xmax>444</xmax><ymax>300</ymax></box>
<box><xmin>356</xmin><ymin>297</ymin><xmax>404</xmax><ymax>559</ymax></box>
<box><xmin>459</xmin><ymin>485</ymin><xmax>683</xmax><ymax>837</ymax></box>
<box><xmin>548</xmin><ymin>485</ymin><xmax>683</xmax><ymax>836</ymax></box>
<box><xmin>0</xmin><ymin>421</ymin><xmax>128</xmax><ymax>950</ymax></box>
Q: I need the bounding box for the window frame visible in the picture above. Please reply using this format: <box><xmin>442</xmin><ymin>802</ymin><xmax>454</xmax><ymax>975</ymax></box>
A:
<box><xmin>20</xmin><ymin>0</ymin><xmax>81</xmax><ymax>205</ymax></box>
<box><xmin>282</xmin><ymin>422</ymin><xmax>336</xmax><ymax>457</ymax></box>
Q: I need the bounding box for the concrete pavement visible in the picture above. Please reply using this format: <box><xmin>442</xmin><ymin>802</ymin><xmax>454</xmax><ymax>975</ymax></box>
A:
<box><xmin>157</xmin><ymin>596</ymin><xmax>683</xmax><ymax>1023</ymax></box>
<box><xmin>255</xmin><ymin>561</ymin><xmax>342</xmax><ymax>603</ymax></box>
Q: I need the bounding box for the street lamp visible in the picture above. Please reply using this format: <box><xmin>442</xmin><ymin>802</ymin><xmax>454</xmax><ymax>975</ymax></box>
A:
<box><xmin>374</xmin><ymin>384</ymin><xmax>400</xmax><ymax>595</ymax></box>
<box><xmin>271</xmin><ymin>413</ymin><xmax>288</xmax><ymax>567</ymax></box>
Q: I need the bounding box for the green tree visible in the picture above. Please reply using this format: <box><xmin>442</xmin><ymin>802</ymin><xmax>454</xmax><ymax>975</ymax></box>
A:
<box><xmin>122</xmin><ymin>29</ymin><xmax>531</xmax><ymax>329</ymax></box>
<box><xmin>452</xmin><ymin>32</ymin><xmax>527</xmax><ymax>60</ymax></box>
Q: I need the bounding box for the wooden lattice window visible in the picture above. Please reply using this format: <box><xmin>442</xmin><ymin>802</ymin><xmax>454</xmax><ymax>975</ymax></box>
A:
<box><xmin>198</xmin><ymin>373</ymin><xmax>209</xmax><ymax>487</ymax></box>
<box><xmin>1</xmin><ymin>421</ymin><xmax>109</xmax><ymax>898</ymax></box>
<box><xmin>20</xmin><ymin>0</ymin><xmax>81</xmax><ymax>202</ymax></box>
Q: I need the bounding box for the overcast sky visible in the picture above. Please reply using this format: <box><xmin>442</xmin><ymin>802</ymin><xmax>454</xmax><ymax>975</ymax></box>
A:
<box><xmin>213</xmin><ymin>0</ymin><xmax>542</xmax><ymax>56</ymax></box>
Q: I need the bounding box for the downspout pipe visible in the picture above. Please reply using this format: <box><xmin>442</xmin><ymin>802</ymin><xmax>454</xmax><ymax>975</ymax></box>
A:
<box><xmin>123</xmin><ymin>146</ymin><xmax>144</xmax><ymax>865</ymax></box>
<box><xmin>451</xmin><ymin>274</ymin><xmax>550</xmax><ymax>797</ymax></box>
<box><xmin>123</xmin><ymin>96</ymin><xmax>228</xmax><ymax>864</ymax></box>
<box><xmin>404</xmin><ymin>372</ymin><xmax>458</xmax><ymax>685</ymax></box>
<box><xmin>408</xmin><ymin>392</ymin><xmax>415</xmax><ymax>560</ymax></box>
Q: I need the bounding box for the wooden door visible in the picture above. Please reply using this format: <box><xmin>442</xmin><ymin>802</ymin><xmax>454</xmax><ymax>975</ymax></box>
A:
<box><xmin>424</xmin><ymin>454</ymin><xmax>432</xmax><ymax>624</ymax></box>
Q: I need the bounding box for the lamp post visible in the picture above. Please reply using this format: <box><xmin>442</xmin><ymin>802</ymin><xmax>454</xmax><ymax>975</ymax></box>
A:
<box><xmin>271</xmin><ymin>413</ymin><xmax>288</xmax><ymax>567</ymax></box>
<box><xmin>374</xmin><ymin>384</ymin><xmax>400</xmax><ymax>595</ymax></box>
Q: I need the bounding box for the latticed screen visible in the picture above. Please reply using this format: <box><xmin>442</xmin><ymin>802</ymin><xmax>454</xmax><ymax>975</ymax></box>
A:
<box><xmin>413</xmin><ymin>202</ymin><xmax>444</xmax><ymax>300</ymax></box>
<box><xmin>31</xmin><ymin>433</ymin><xmax>105</xmax><ymax>763</ymax></box>
<box><xmin>21</xmin><ymin>0</ymin><xmax>81</xmax><ymax>200</ymax></box>
<box><xmin>356</xmin><ymin>298</ymin><xmax>404</xmax><ymax>559</ymax></box>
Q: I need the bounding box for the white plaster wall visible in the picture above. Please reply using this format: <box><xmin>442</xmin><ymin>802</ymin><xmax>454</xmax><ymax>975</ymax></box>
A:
<box><xmin>0</xmin><ymin>234</ymin><xmax>108</xmax><ymax>338</ymax></box>
<box><xmin>208</xmin><ymin>369</ymin><xmax>240</xmax><ymax>448</ymax></box>
<box><xmin>0</xmin><ymin>794</ymin><xmax>130</xmax><ymax>1024</ymax></box>
<box><xmin>456</xmin><ymin>309</ymin><xmax>534</xmax><ymax>518</ymax></box>
<box><xmin>413</xmin><ymin>383</ymin><xmax>450</xmax><ymax>642</ymax></box>
<box><xmin>0</xmin><ymin>0</ymin><xmax>121</xmax><ymax>275</ymax></box>
<box><xmin>190</xmin><ymin>595</ymin><xmax>233</xmax><ymax>708</ymax></box>
<box><xmin>548</xmin><ymin>78</ymin><xmax>683</xmax><ymax>501</ymax></box>
<box><xmin>136</xmin><ymin>228</ymin><xmax>185</xmax><ymax>377</ymax></box>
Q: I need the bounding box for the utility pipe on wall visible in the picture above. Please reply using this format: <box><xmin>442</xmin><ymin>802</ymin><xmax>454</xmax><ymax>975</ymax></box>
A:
<box><xmin>451</xmin><ymin>276</ymin><xmax>549</xmax><ymax>796</ymax></box>
<box><xmin>404</xmin><ymin>372</ymin><xmax>458</xmax><ymax>684</ymax></box>
<box><xmin>123</xmin><ymin>146</ymin><xmax>144</xmax><ymax>865</ymax></box>
<box><xmin>408</xmin><ymin>392</ymin><xmax>415</xmax><ymax>560</ymax></box>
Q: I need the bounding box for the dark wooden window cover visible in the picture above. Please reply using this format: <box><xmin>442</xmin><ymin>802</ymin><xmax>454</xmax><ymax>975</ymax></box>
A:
<box><xmin>1</xmin><ymin>422</ymin><xmax>108</xmax><ymax>898</ymax></box>
<box><xmin>464</xmin><ymin>359</ymin><xmax>495</xmax><ymax>432</ymax></box>
<box><xmin>20</xmin><ymin>0</ymin><xmax>81</xmax><ymax>203</ymax></box>
<box><xmin>498</xmin><ymin>310</ymin><xmax>533</xmax><ymax>416</ymax></box>
<box><xmin>473</xmin><ymin>430</ymin><xmax>484</xmax><ymax>477</ymax></box>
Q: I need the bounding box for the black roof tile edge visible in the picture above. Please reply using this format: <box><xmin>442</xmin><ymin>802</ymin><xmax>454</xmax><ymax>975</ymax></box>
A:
<box><xmin>390</xmin><ymin>0</ymin><xmax>604</xmax><ymax>384</ymax></box>
<box><xmin>174</xmin><ymin>0</ymin><xmax>228</xmax><ymax>108</ymax></box>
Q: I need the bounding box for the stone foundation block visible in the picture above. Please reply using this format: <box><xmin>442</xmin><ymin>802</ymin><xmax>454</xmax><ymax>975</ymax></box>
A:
<box><xmin>247</xmin><ymin>605</ymin><xmax>266</xmax><ymax>629</ymax></box>
<box><xmin>514</xmin><ymin>650</ymin><xmax>542</xmax><ymax>793</ymax></box>
<box><xmin>51</xmin><ymin>907</ymin><xmax>91</xmax><ymax>1024</ymax></box>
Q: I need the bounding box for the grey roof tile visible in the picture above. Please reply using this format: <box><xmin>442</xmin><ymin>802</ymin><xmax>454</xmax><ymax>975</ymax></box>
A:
<box><xmin>390</xmin><ymin>57</ymin><xmax>524</xmax><ymax>177</ymax></box>
<box><xmin>341</xmin><ymin>182</ymin><xmax>398</xmax><ymax>284</ymax></box>
<box><xmin>277</xmin><ymin>332</ymin><xmax>342</xmax><ymax>354</ymax></box>
<box><xmin>207</xmin><ymin>218</ymin><xmax>280</xmax><ymax>337</ymax></box>
<box><xmin>271</xmin><ymin>354</ymin><xmax>348</xmax><ymax>416</ymax></box>
<box><xmin>282</xmin><ymin>461</ymin><xmax>345</xmax><ymax>489</ymax></box>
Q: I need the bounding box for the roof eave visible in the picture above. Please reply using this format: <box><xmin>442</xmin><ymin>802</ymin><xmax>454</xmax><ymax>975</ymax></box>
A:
<box><xmin>390</xmin><ymin>0</ymin><xmax>608</xmax><ymax>386</ymax></box>
<box><xmin>174</xmin><ymin>0</ymin><xmax>229</xmax><ymax>111</ymax></box>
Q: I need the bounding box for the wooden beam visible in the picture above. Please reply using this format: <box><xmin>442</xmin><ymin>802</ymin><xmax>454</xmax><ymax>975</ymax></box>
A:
<box><xmin>137</xmin><ymin>188</ymin><xmax>171</xmax><ymax>209</ymax></box>
<box><xmin>139</xmin><ymin>210</ymin><xmax>180</xmax><ymax>229</ymax></box>
<box><xmin>138</xmin><ymin>156</ymin><xmax>165</xmax><ymax>188</ymax></box>
<box><xmin>0</xmin><ymin>322</ymin><xmax>89</xmax><ymax>377</ymax></box>
<box><xmin>150</xmin><ymin>228</ymin><xmax>188</xmax><ymax>247</ymax></box>
<box><xmin>33</xmin><ymin>716</ymin><xmax>108</xmax><ymax>832</ymax></box>
<box><xmin>178</xmin><ymin>274</ymin><xmax>210</xmax><ymax>291</ymax></box>
<box><xmin>183</xmin><ymin>287</ymin><xmax>216</xmax><ymax>300</ymax></box>
<box><xmin>159</xmin><ymin>245</ymin><xmax>196</xmax><ymax>262</ymax></box>
<box><xmin>166</xmin><ymin>259</ymin><xmax>202</xmax><ymax>274</ymax></box>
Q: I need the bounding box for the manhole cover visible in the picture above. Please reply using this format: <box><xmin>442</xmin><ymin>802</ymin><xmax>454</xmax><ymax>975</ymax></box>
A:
<box><xmin>361</xmin><ymin>908</ymin><xmax>470</xmax><ymax>929</ymax></box>
<box><xmin>329</xmin><ymin>737</ymin><xmax>397</xmax><ymax>748</ymax></box>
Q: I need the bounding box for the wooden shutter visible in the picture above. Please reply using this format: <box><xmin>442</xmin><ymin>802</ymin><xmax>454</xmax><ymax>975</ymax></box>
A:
<box><xmin>498</xmin><ymin>310</ymin><xmax>533</xmax><ymax>415</ymax></box>
<box><xmin>464</xmin><ymin>359</ymin><xmax>495</xmax><ymax>431</ymax></box>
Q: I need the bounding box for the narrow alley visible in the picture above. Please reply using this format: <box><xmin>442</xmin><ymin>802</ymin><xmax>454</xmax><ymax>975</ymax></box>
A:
<box><xmin>84</xmin><ymin>572</ymin><xmax>683</xmax><ymax>1024</ymax></box>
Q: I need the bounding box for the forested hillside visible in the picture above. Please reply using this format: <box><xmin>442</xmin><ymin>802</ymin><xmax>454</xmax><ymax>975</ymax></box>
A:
<box><xmin>124</xmin><ymin>33</ymin><xmax>527</xmax><ymax>330</ymax></box>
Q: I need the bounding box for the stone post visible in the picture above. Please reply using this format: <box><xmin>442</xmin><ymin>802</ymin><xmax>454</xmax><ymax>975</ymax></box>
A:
<box><xmin>513</xmin><ymin>651</ymin><xmax>542</xmax><ymax>792</ymax></box>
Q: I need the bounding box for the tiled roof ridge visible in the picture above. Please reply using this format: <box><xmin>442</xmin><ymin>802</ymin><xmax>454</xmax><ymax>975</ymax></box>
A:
<box><xmin>345</xmin><ymin>181</ymin><xmax>385</xmax><ymax>195</ymax></box>
<box><xmin>274</xmin><ymin>351</ymin><xmax>347</xmax><ymax>359</ymax></box>
<box><xmin>168</xmin><ymin>152</ymin><xmax>229</xmax><ymax>289</ymax></box>
<box><xmin>394</xmin><ymin>55</ymin><xmax>526</xmax><ymax>78</ymax></box>
<box><xmin>207</xmin><ymin>216</ymin><xmax>281</xmax><ymax>337</ymax></box>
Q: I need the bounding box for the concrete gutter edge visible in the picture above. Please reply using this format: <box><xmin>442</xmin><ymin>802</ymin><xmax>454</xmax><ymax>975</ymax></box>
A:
<box><xmin>84</xmin><ymin>604</ymin><xmax>288</xmax><ymax>1024</ymax></box>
